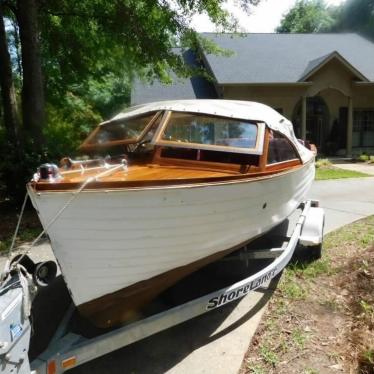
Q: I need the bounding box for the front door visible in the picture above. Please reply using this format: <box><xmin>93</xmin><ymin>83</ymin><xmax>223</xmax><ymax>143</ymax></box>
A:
<box><xmin>293</xmin><ymin>96</ymin><xmax>329</xmax><ymax>151</ymax></box>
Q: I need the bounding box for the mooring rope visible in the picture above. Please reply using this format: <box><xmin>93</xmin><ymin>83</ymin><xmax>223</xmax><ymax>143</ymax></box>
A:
<box><xmin>7</xmin><ymin>192</ymin><xmax>29</xmax><ymax>259</ymax></box>
<box><xmin>2</xmin><ymin>161</ymin><xmax>127</xmax><ymax>279</ymax></box>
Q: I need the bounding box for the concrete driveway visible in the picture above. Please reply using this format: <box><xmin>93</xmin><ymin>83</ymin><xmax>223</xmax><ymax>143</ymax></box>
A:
<box><xmin>310</xmin><ymin>177</ymin><xmax>374</xmax><ymax>233</ymax></box>
<box><xmin>3</xmin><ymin>177</ymin><xmax>374</xmax><ymax>373</ymax></box>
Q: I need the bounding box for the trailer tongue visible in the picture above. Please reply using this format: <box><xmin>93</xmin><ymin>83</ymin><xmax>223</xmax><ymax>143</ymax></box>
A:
<box><xmin>0</xmin><ymin>200</ymin><xmax>324</xmax><ymax>374</ymax></box>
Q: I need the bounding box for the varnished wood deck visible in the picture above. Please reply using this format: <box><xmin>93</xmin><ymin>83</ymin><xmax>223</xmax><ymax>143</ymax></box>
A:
<box><xmin>32</xmin><ymin>159</ymin><xmax>302</xmax><ymax>191</ymax></box>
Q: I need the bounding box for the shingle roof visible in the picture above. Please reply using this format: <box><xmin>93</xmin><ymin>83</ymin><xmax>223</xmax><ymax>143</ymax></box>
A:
<box><xmin>299</xmin><ymin>50</ymin><xmax>369</xmax><ymax>81</ymax></box>
<box><xmin>201</xmin><ymin>33</ymin><xmax>374</xmax><ymax>83</ymax></box>
<box><xmin>131</xmin><ymin>49</ymin><xmax>217</xmax><ymax>105</ymax></box>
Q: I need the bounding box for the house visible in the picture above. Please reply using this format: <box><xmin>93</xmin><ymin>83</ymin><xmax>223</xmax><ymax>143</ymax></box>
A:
<box><xmin>132</xmin><ymin>33</ymin><xmax>374</xmax><ymax>156</ymax></box>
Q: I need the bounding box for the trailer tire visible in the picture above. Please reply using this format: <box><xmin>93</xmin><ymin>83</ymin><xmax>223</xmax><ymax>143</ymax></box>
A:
<box><xmin>293</xmin><ymin>243</ymin><xmax>322</xmax><ymax>263</ymax></box>
<box><xmin>307</xmin><ymin>243</ymin><xmax>322</xmax><ymax>261</ymax></box>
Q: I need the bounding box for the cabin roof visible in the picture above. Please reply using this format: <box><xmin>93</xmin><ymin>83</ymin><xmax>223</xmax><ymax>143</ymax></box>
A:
<box><xmin>111</xmin><ymin>99</ymin><xmax>284</xmax><ymax>123</ymax></box>
<box><xmin>107</xmin><ymin>99</ymin><xmax>314</xmax><ymax>164</ymax></box>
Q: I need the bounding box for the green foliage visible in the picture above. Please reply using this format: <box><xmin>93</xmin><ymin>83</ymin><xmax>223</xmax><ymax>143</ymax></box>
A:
<box><xmin>39</xmin><ymin>0</ymin><xmax>250</xmax><ymax>89</ymax></box>
<box><xmin>315</xmin><ymin>167</ymin><xmax>370</xmax><ymax>180</ymax></box>
<box><xmin>315</xmin><ymin>158</ymin><xmax>332</xmax><ymax>169</ymax></box>
<box><xmin>277</xmin><ymin>0</ymin><xmax>336</xmax><ymax>33</ymax></box>
<box><xmin>331</xmin><ymin>0</ymin><xmax>374</xmax><ymax>40</ymax></box>
<box><xmin>277</xmin><ymin>0</ymin><xmax>374</xmax><ymax>42</ymax></box>
<box><xmin>0</xmin><ymin>0</ymin><xmax>261</xmax><ymax>202</ymax></box>
<box><xmin>359</xmin><ymin>153</ymin><xmax>370</xmax><ymax>161</ymax></box>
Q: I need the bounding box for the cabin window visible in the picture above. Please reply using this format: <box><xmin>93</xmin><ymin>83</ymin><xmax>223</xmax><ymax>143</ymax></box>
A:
<box><xmin>85</xmin><ymin>113</ymin><xmax>157</xmax><ymax>146</ymax></box>
<box><xmin>156</xmin><ymin>112</ymin><xmax>260</xmax><ymax>154</ymax></box>
<box><xmin>267</xmin><ymin>132</ymin><xmax>299</xmax><ymax>164</ymax></box>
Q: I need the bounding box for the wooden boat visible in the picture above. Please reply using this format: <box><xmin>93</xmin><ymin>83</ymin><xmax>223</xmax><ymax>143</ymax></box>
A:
<box><xmin>27</xmin><ymin>100</ymin><xmax>315</xmax><ymax>328</ymax></box>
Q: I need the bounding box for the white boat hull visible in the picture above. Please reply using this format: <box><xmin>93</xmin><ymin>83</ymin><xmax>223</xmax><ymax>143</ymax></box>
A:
<box><xmin>28</xmin><ymin>161</ymin><xmax>314</xmax><ymax>321</ymax></box>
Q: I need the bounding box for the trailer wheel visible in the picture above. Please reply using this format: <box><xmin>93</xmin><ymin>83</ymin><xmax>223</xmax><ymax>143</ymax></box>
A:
<box><xmin>293</xmin><ymin>243</ymin><xmax>322</xmax><ymax>263</ymax></box>
<box><xmin>307</xmin><ymin>243</ymin><xmax>322</xmax><ymax>261</ymax></box>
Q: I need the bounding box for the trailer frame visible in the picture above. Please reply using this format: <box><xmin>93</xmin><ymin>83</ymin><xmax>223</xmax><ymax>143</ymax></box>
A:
<box><xmin>24</xmin><ymin>199</ymin><xmax>323</xmax><ymax>374</ymax></box>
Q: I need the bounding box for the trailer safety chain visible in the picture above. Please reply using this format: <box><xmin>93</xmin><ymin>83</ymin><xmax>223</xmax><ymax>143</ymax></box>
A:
<box><xmin>2</xmin><ymin>161</ymin><xmax>128</xmax><ymax>282</ymax></box>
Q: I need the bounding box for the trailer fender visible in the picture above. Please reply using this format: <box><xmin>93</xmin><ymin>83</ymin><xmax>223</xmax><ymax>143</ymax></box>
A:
<box><xmin>299</xmin><ymin>207</ymin><xmax>325</xmax><ymax>247</ymax></box>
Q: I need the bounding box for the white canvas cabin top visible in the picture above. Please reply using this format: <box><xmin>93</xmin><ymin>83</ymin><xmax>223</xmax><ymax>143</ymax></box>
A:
<box><xmin>105</xmin><ymin>99</ymin><xmax>314</xmax><ymax>163</ymax></box>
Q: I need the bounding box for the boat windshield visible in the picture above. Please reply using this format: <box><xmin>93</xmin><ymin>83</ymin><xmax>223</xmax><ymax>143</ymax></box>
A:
<box><xmin>155</xmin><ymin>112</ymin><xmax>261</xmax><ymax>154</ymax></box>
<box><xmin>81</xmin><ymin>112</ymin><xmax>158</xmax><ymax>149</ymax></box>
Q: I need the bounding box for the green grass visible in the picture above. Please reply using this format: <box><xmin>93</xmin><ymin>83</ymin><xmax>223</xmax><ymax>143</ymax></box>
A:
<box><xmin>0</xmin><ymin>239</ymin><xmax>10</xmax><ymax>252</ymax></box>
<box><xmin>324</xmin><ymin>215</ymin><xmax>374</xmax><ymax>249</ymax></box>
<box><xmin>361</xmin><ymin>350</ymin><xmax>374</xmax><ymax>365</ymax></box>
<box><xmin>246</xmin><ymin>216</ymin><xmax>374</xmax><ymax>373</ymax></box>
<box><xmin>0</xmin><ymin>227</ymin><xmax>40</xmax><ymax>253</ymax></box>
<box><xmin>288</xmin><ymin>256</ymin><xmax>334</xmax><ymax>279</ymax></box>
<box><xmin>280</xmin><ymin>280</ymin><xmax>307</xmax><ymax>299</ymax></box>
<box><xmin>247</xmin><ymin>364</ymin><xmax>266</xmax><ymax>374</ymax></box>
<box><xmin>259</xmin><ymin>343</ymin><xmax>279</xmax><ymax>366</ymax></box>
<box><xmin>291</xmin><ymin>327</ymin><xmax>308</xmax><ymax>349</ymax></box>
<box><xmin>303</xmin><ymin>368</ymin><xmax>319</xmax><ymax>374</ymax></box>
<box><xmin>315</xmin><ymin>167</ymin><xmax>370</xmax><ymax>180</ymax></box>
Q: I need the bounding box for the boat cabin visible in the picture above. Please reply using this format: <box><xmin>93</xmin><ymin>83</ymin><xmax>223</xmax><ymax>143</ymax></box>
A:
<box><xmin>32</xmin><ymin>100</ymin><xmax>312</xmax><ymax>190</ymax></box>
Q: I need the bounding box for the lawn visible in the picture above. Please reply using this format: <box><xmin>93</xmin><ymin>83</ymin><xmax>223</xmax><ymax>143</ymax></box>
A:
<box><xmin>315</xmin><ymin>167</ymin><xmax>371</xmax><ymax>180</ymax></box>
<box><xmin>242</xmin><ymin>216</ymin><xmax>374</xmax><ymax>374</ymax></box>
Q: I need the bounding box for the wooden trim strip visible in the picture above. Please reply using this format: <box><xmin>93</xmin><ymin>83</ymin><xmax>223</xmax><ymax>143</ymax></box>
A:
<box><xmin>265</xmin><ymin>159</ymin><xmax>301</xmax><ymax>171</ymax></box>
<box><xmin>32</xmin><ymin>163</ymin><xmax>304</xmax><ymax>192</ymax></box>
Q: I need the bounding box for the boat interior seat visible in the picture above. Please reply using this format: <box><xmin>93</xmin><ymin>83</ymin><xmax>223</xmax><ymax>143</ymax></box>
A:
<box><xmin>159</xmin><ymin>147</ymin><xmax>260</xmax><ymax>167</ymax></box>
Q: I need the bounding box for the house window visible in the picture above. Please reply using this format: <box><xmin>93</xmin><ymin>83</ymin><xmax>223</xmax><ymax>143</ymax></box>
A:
<box><xmin>353</xmin><ymin>110</ymin><xmax>374</xmax><ymax>147</ymax></box>
<box><xmin>267</xmin><ymin>132</ymin><xmax>299</xmax><ymax>164</ymax></box>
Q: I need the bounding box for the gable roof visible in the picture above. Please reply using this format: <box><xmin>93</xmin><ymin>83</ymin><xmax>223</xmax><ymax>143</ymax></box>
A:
<box><xmin>299</xmin><ymin>51</ymin><xmax>369</xmax><ymax>82</ymax></box>
<box><xmin>201</xmin><ymin>33</ymin><xmax>374</xmax><ymax>84</ymax></box>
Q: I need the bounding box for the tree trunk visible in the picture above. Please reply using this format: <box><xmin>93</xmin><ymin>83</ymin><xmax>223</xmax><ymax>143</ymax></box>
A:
<box><xmin>0</xmin><ymin>5</ymin><xmax>22</xmax><ymax>149</ymax></box>
<box><xmin>17</xmin><ymin>0</ymin><xmax>45</xmax><ymax>148</ymax></box>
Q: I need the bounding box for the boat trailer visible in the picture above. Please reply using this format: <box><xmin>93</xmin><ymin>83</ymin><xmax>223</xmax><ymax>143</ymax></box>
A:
<box><xmin>0</xmin><ymin>200</ymin><xmax>324</xmax><ymax>374</ymax></box>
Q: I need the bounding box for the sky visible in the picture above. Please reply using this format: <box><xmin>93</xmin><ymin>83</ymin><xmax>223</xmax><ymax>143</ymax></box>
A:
<box><xmin>191</xmin><ymin>0</ymin><xmax>346</xmax><ymax>33</ymax></box>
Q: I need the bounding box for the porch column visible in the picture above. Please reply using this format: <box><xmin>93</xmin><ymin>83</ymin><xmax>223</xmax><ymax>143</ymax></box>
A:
<box><xmin>346</xmin><ymin>96</ymin><xmax>353</xmax><ymax>157</ymax></box>
<box><xmin>301</xmin><ymin>96</ymin><xmax>307</xmax><ymax>140</ymax></box>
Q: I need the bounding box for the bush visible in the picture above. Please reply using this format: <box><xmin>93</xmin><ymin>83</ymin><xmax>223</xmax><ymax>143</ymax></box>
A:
<box><xmin>359</xmin><ymin>153</ymin><xmax>369</xmax><ymax>162</ymax></box>
<box><xmin>315</xmin><ymin>158</ymin><xmax>332</xmax><ymax>169</ymax></box>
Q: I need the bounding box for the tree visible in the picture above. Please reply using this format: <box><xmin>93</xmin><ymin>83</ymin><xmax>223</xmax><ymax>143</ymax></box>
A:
<box><xmin>0</xmin><ymin>3</ymin><xmax>21</xmax><ymax>149</ymax></box>
<box><xmin>332</xmin><ymin>0</ymin><xmax>374</xmax><ymax>40</ymax></box>
<box><xmin>0</xmin><ymin>0</ymin><xmax>261</xmax><ymax>200</ymax></box>
<box><xmin>2</xmin><ymin>0</ymin><xmax>262</xmax><ymax>139</ymax></box>
<box><xmin>17</xmin><ymin>0</ymin><xmax>45</xmax><ymax>148</ymax></box>
<box><xmin>276</xmin><ymin>0</ymin><xmax>336</xmax><ymax>33</ymax></box>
